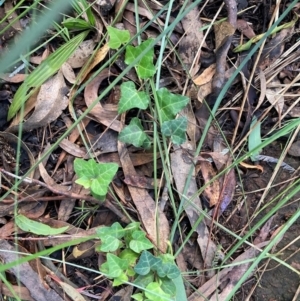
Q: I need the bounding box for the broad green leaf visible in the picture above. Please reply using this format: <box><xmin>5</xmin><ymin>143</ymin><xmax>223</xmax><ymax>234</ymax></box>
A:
<box><xmin>145</xmin><ymin>282</ymin><xmax>171</xmax><ymax>301</ymax></box>
<box><xmin>118</xmin><ymin>81</ymin><xmax>150</xmax><ymax>113</ymax></box>
<box><xmin>124</xmin><ymin>222</ymin><xmax>141</xmax><ymax>246</ymax></box>
<box><xmin>129</xmin><ymin>230</ymin><xmax>153</xmax><ymax>253</ymax></box>
<box><xmin>101</xmin><ymin>253</ymin><xmax>128</xmax><ymax>278</ymax></box>
<box><xmin>132</xmin><ymin>293</ymin><xmax>144</xmax><ymax>301</ymax></box>
<box><xmin>96</xmin><ymin>222</ymin><xmax>125</xmax><ymax>252</ymax></box>
<box><xmin>107</xmin><ymin>26</ymin><xmax>130</xmax><ymax>49</ymax></box>
<box><xmin>160</xmin><ymin>278</ymin><xmax>176</xmax><ymax>296</ymax></box>
<box><xmin>134</xmin><ymin>272</ymin><xmax>155</xmax><ymax>288</ymax></box>
<box><xmin>156</xmin><ymin>88</ymin><xmax>189</xmax><ymax>122</ymax></box>
<box><xmin>248</xmin><ymin>115</ymin><xmax>262</xmax><ymax>161</ymax></box>
<box><xmin>8</xmin><ymin>31</ymin><xmax>88</xmax><ymax>120</ymax></box>
<box><xmin>156</xmin><ymin>263</ymin><xmax>180</xmax><ymax>279</ymax></box>
<box><xmin>74</xmin><ymin>158</ymin><xmax>118</xmax><ymax>199</ymax></box>
<box><xmin>113</xmin><ymin>273</ymin><xmax>128</xmax><ymax>286</ymax></box>
<box><xmin>125</xmin><ymin>39</ymin><xmax>156</xmax><ymax>79</ymax></box>
<box><xmin>120</xmin><ymin>249</ymin><xmax>139</xmax><ymax>266</ymax></box>
<box><xmin>15</xmin><ymin>214</ymin><xmax>69</xmax><ymax>236</ymax></box>
<box><xmin>118</xmin><ymin>117</ymin><xmax>151</xmax><ymax>148</ymax></box>
<box><xmin>173</xmin><ymin>275</ymin><xmax>188</xmax><ymax>301</ymax></box>
<box><xmin>161</xmin><ymin>117</ymin><xmax>187</xmax><ymax>145</ymax></box>
<box><xmin>134</xmin><ymin>250</ymin><xmax>161</xmax><ymax>275</ymax></box>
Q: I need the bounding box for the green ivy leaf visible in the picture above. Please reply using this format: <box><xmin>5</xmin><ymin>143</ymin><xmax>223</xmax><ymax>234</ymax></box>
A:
<box><xmin>145</xmin><ymin>282</ymin><xmax>171</xmax><ymax>301</ymax></box>
<box><xmin>118</xmin><ymin>81</ymin><xmax>150</xmax><ymax>113</ymax></box>
<box><xmin>160</xmin><ymin>277</ymin><xmax>176</xmax><ymax>296</ymax></box>
<box><xmin>125</xmin><ymin>39</ymin><xmax>156</xmax><ymax>79</ymax></box>
<box><xmin>134</xmin><ymin>250</ymin><xmax>161</xmax><ymax>275</ymax></box>
<box><xmin>156</xmin><ymin>263</ymin><xmax>180</xmax><ymax>279</ymax></box>
<box><xmin>161</xmin><ymin>117</ymin><xmax>187</xmax><ymax>145</ymax></box>
<box><xmin>156</xmin><ymin>88</ymin><xmax>189</xmax><ymax>122</ymax></box>
<box><xmin>113</xmin><ymin>273</ymin><xmax>128</xmax><ymax>286</ymax></box>
<box><xmin>129</xmin><ymin>230</ymin><xmax>153</xmax><ymax>253</ymax></box>
<box><xmin>100</xmin><ymin>253</ymin><xmax>128</xmax><ymax>278</ymax></box>
<box><xmin>15</xmin><ymin>215</ymin><xmax>68</xmax><ymax>236</ymax></box>
<box><xmin>107</xmin><ymin>26</ymin><xmax>130</xmax><ymax>49</ymax></box>
<box><xmin>119</xmin><ymin>249</ymin><xmax>139</xmax><ymax>266</ymax></box>
<box><xmin>74</xmin><ymin>158</ymin><xmax>118</xmax><ymax>199</ymax></box>
<box><xmin>96</xmin><ymin>222</ymin><xmax>125</xmax><ymax>252</ymax></box>
<box><xmin>132</xmin><ymin>293</ymin><xmax>144</xmax><ymax>301</ymax></box>
<box><xmin>134</xmin><ymin>272</ymin><xmax>155</xmax><ymax>288</ymax></box>
<box><xmin>118</xmin><ymin>117</ymin><xmax>151</xmax><ymax>148</ymax></box>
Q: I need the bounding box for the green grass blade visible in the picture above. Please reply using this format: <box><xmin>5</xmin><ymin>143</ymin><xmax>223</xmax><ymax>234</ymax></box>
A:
<box><xmin>7</xmin><ymin>31</ymin><xmax>88</xmax><ymax>120</ymax></box>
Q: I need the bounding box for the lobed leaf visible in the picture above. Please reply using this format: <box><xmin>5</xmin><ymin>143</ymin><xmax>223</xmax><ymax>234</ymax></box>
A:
<box><xmin>161</xmin><ymin>117</ymin><xmax>187</xmax><ymax>145</ymax></box>
<box><xmin>118</xmin><ymin>81</ymin><xmax>150</xmax><ymax>113</ymax></box>
<box><xmin>107</xmin><ymin>26</ymin><xmax>130</xmax><ymax>49</ymax></box>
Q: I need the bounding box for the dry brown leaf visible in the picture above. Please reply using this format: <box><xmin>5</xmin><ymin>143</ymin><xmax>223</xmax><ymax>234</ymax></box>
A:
<box><xmin>61</xmin><ymin>62</ymin><xmax>76</xmax><ymax>84</ymax></box>
<box><xmin>118</xmin><ymin>133</ymin><xmax>169</xmax><ymax>252</ymax></box>
<box><xmin>199</xmin><ymin>160</ymin><xmax>220</xmax><ymax>207</ymax></box>
<box><xmin>124</xmin><ymin>175</ymin><xmax>163</xmax><ymax>189</ymax></box>
<box><xmin>193</xmin><ymin>64</ymin><xmax>216</xmax><ymax>86</ymax></box>
<box><xmin>67</xmin><ymin>39</ymin><xmax>96</xmax><ymax>68</ymax></box>
<box><xmin>178</xmin><ymin>2</ymin><xmax>204</xmax><ymax>74</ymax></box>
<box><xmin>0</xmin><ymin>73</ymin><xmax>27</xmax><ymax>83</ymax></box>
<box><xmin>288</xmin><ymin>140</ymin><xmax>300</xmax><ymax>157</ymax></box>
<box><xmin>170</xmin><ymin>143</ymin><xmax>218</xmax><ymax>275</ymax></box>
<box><xmin>236</xmin><ymin>19</ymin><xmax>256</xmax><ymax>38</ymax></box>
<box><xmin>84</xmin><ymin>69</ymin><xmax>122</xmax><ymax>131</ymax></box>
<box><xmin>77</xmin><ymin>43</ymin><xmax>109</xmax><ymax>83</ymax></box>
<box><xmin>239</xmin><ymin>161</ymin><xmax>264</xmax><ymax>172</ymax></box>
<box><xmin>58</xmin><ymin>282</ymin><xmax>86</xmax><ymax>301</ymax></box>
<box><xmin>214</xmin><ymin>21</ymin><xmax>235</xmax><ymax>50</ymax></box>
<box><xmin>266</xmin><ymin>79</ymin><xmax>284</xmax><ymax>115</ymax></box>
<box><xmin>8</xmin><ymin>71</ymin><xmax>68</xmax><ymax>132</ymax></box>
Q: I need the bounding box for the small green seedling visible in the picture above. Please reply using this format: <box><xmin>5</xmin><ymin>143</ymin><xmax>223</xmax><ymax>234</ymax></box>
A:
<box><xmin>74</xmin><ymin>158</ymin><xmax>118</xmax><ymax>201</ymax></box>
<box><xmin>96</xmin><ymin>222</ymin><xmax>180</xmax><ymax>301</ymax></box>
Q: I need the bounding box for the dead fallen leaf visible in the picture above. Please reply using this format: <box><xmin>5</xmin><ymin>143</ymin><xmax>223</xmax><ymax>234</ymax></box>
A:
<box><xmin>193</xmin><ymin>64</ymin><xmax>216</xmax><ymax>86</ymax></box>
<box><xmin>236</xmin><ymin>19</ymin><xmax>256</xmax><ymax>39</ymax></box>
<box><xmin>0</xmin><ymin>73</ymin><xmax>27</xmax><ymax>83</ymax></box>
<box><xmin>239</xmin><ymin>161</ymin><xmax>264</xmax><ymax>172</ymax></box>
<box><xmin>171</xmin><ymin>143</ymin><xmax>218</xmax><ymax>275</ymax></box>
<box><xmin>67</xmin><ymin>39</ymin><xmax>96</xmax><ymax>68</ymax></box>
<box><xmin>118</xmin><ymin>118</ymin><xmax>169</xmax><ymax>252</ymax></box>
<box><xmin>288</xmin><ymin>140</ymin><xmax>300</xmax><ymax>157</ymax></box>
<box><xmin>61</xmin><ymin>62</ymin><xmax>77</xmax><ymax>84</ymax></box>
<box><xmin>214</xmin><ymin>21</ymin><xmax>235</xmax><ymax>50</ymax></box>
<box><xmin>8</xmin><ymin>71</ymin><xmax>69</xmax><ymax>132</ymax></box>
<box><xmin>266</xmin><ymin>79</ymin><xmax>284</xmax><ymax>115</ymax></box>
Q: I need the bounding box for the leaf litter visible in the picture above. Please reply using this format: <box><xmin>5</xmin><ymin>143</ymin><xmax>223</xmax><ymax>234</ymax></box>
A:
<box><xmin>0</xmin><ymin>1</ymin><xmax>300</xmax><ymax>301</ymax></box>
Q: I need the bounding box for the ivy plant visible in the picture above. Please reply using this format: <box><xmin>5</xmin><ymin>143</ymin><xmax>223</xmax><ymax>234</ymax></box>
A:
<box><xmin>96</xmin><ymin>222</ymin><xmax>180</xmax><ymax>301</ymax></box>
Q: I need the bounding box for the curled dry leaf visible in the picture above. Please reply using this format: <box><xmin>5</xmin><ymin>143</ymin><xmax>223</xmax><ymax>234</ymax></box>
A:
<box><xmin>266</xmin><ymin>79</ymin><xmax>284</xmax><ymax>115</ymax></box>
<box><xmin>193</xmin><ymin>64</ymin><xmax>216</xmax><ymax>86</ymax></box>
<box><xmin>214</xmin><ymin>21</ymin><xmax>236</xmax><ymax>50</ymax></box>
<box><xmin>67</xmin><ymin>39</ymin><xmax>96</xmax><ymax>68</ymax></box>
<box><xmin>84</xmin><ymin>68</ymin><xmax>122</xmax><ymax>132</ymax></box>
<box><xmin>8</xmin><ymin>71</ymin><xmax>68</xmax><ymax>132</ymax></box>
<box><xmin>236</xmin><ymin>19</ymin><xmax>256</xmax><ymax>39</ymax></box>
<box><xmin>0</xmin><ymin>73</ymin><xmax>27</xmax><ymax>83</ymax></box>
<box><xmin>239</xmin><ymin>161</ymin><xmax>264</xmax><ymax>172</ymax></box>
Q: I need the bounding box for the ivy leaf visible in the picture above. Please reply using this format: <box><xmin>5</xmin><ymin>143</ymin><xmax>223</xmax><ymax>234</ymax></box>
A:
<box><xmin>74</xmin><ymin>158</ymin><xmax>118</xmax><ymax>199</ymax></box>
<box><xmin>161</xmin><ymin>117</ymin><xmax>187</xmax><ymax>145</ymax></box>
<box><xmin>118</xmin><ymin>81</ymin><xmax>150</xmax><ymax>113</ymax></box>
<box><xmin>145</xmin><ymin>282</ymin><xmax>171</xmax><ymax>301</ymax></box>
<box><xmin>156</xmin><ymin>88</ymin><xmax>189</xmax><ymax>122</ymax></box>
<box><xmin>134</xmin><ymin>250</ymin><xmax>161</xmax><ymax>275</ymax></box>
<box><xmin>100</xmin><ymin>253</ymin><xmax>129</xmax><ymax>278</ymax></box>
<box><xmin>119</xmin><ymin>249</ymin><xmax>139</xmax><ymax>266</ymax></box>
<box><xmin>134</xmin><ymin>272</ymin><xmax>155</xmax><ymax>288</ymax></box>
<box><xmin>107</xmin><ymin>26</ymin><xmax>130</xmax><ymax>49</ymax></box>
<box><xmin>118</xmin><ymin>117</ymin><xmax>151</xmax><ymax>148</ymax></box>
<box><xmin>160</xmin><ymin>277</ymin><xmax>176</xmax><ymax>296</ymax></box>
<box><xmin>96</xmin><ymin>222</ymin><xmax>125</xmax><ymax>252</ymax></box>
<box><xmin>132</xmin><ymin>293</ymin><xmax>144</xmax><ymax>301</ymax></box>
<box><xmin>129</xmin><ymin>230</ymin><xmax>153</xmax><ymax>253</ymax></box>
<box><xmin>125</xmin><ymin>39</ymin><xmax>156</xmax><ymax>79</ymax></box>
<box><xmin>156</xmin><ymin>263</ymin><xmax>181</xmax><ymax>279</ymax></box>
<box><xmin>15</xmin><ymin>215</ymin><xmax>68</xmax><ymax>236</ymax></box>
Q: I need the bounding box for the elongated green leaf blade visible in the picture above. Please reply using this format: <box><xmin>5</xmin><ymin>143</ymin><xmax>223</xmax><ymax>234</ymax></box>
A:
<box><xmin>8</xmin><ymin>31</ymin><xmax>88</xmax><ymax>120</ymax></box>
<box><xmin>248</xmin><ymin>115</ymin><xmax>262</xmax><ymax>161</ymax></box>
<box><xmin>15</xmin><ymin>214</ymin><xmax>69</xmax><ymax>235</ymax></box>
